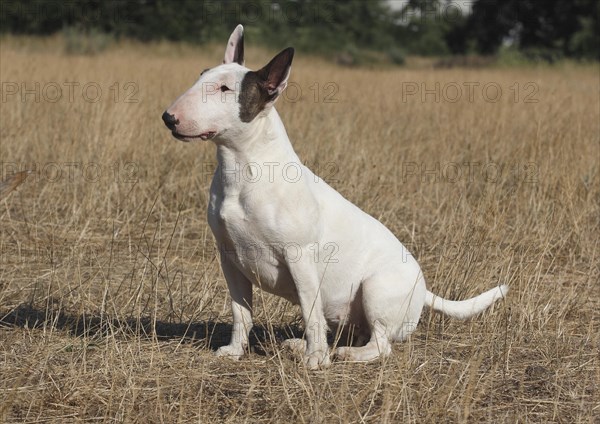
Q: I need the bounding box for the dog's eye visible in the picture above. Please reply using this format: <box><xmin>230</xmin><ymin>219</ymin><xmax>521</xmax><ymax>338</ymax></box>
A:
<box><xmin>220</xmin><ymin>85</ymin><xmax>232</xmax><ymax>92</ymax></box>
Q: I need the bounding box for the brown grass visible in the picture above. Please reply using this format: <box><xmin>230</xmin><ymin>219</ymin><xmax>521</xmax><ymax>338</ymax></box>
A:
<box><xmin>1</xmin><ymin>36</ymin><xmax>599</xmax><ymax>423</ymax></box>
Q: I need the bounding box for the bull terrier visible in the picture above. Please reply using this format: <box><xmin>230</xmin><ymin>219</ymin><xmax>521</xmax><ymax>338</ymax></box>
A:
<box><xmin>162</xmin><ymin>25</ymin><xmax>508</xmax><ymax>369</ymax></box>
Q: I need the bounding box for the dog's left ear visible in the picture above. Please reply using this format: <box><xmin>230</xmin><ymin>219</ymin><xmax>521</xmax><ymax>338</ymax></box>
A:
<box><xmin>223</xmin><ymin>24</ymin><xmax>244</xmax><ymax>65</ymax></box>
<box><xmin>256</xmin><ymin>47</ymin><xmax>295</xmax><ymax>99</ymax></box>
<box><xmin>238</xmin><ymin>48</ymin><xmax>295</xmax><ymax>123</ymax></box>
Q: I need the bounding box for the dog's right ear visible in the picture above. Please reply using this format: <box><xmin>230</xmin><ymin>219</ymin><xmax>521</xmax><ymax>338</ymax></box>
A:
<box><xmin>256</xmin><ymin>47</ymin><xmax>295</xmax><ymax>100</ymax></box>
<box><xmin>223</xmin><ymin>24</ymin><xmax>244</xmax><ymax>65</ymax></box>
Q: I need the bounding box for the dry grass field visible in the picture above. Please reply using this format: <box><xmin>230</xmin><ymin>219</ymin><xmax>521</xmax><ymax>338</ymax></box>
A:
<box><xmin>1</xmin><ymin>36</ymin><xmax>599</xmax><ymax>423</ymax></box>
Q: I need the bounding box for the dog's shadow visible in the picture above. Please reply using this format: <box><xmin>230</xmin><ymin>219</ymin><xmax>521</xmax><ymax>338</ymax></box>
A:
<box><xmin>0</xmin><ymin>303</ymin><xmax>317</xmax><ymax>355</ymax></box>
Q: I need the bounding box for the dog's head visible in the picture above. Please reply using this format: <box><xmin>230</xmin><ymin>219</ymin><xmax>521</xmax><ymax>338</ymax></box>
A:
<box><xmin>162</xmin><ymin>24</ymin><xmax>294</xmax><ymax>144</ymax></box>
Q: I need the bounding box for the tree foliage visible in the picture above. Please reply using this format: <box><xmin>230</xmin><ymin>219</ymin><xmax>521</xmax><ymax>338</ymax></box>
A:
<box><xmin>460</xmin><ymin>0</ymin><xmax>599</xmax><ymax>59</ymax></box>
<box><xmin>0</xmin><ymin>0</ymin><xmax>597</xmax><ymax>60</ymax></box>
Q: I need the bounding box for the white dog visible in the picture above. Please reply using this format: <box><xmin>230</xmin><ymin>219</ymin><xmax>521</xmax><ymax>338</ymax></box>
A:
<box><xmin>162</xmin><ymin>25</ymin><xmax>508</xmax><ymax>368</ymax></box>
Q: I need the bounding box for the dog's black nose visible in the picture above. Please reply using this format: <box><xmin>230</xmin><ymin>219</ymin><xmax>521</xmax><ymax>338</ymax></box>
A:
<box><xmin>162</xmin><ymin>111</ymin><xmax>179</xmax><ymax>130</ymax></box>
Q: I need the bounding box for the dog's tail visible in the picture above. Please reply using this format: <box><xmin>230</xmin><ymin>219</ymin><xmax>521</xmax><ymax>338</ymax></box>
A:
<box><xmin>425</xmin><ymin>285</ymin><xmax>508</xmax><ymax>319</ymax></box>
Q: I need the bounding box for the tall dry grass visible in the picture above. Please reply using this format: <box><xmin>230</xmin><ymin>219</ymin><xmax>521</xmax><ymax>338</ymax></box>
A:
<box><xmin>1</xmin><ymin>37</ymin><xmax>598</xmax><ymax>423</ymax></box>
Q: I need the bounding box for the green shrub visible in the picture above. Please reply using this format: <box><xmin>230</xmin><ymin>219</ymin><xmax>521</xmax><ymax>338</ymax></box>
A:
<box><xmin>387</xmin><ymin>47</ymin><xmax>407</xmax><ymax>66</ymax></box>
<box><xmin>63</xmin><ymin>27</ymin><xmax>113</xmax><ymax>55</ymax></box>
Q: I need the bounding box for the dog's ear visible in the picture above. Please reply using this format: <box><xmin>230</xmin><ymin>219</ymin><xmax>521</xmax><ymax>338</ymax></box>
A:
<box><xmin>238</xmin><ymin>48</ymin><xmax>295</xmax><ymax>123</ymax></box>
<box><xmin>223</xmin><ymin>24</ymin><xmax>244</xmax><ymax>65</ymax></box>
<box><xmin>256</xmin><ymin>47</ymin><xmax>294</xmax><ymax>99</ymax></box>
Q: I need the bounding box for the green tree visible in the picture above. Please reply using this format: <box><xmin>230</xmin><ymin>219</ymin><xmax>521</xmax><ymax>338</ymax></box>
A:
<box><xmin>463</xmin><ymin>0</ymin><xmax>600</xmax><ymax>59</ymax></box>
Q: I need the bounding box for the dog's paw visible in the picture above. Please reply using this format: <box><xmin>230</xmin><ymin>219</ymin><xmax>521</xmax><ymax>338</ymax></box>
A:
<box><xmin>282</xmin><ymin>339</ymin><xmax>330</xmax><ymax>369</ymax></box>
<box><xmin>281</xmin><ymin>338</ymin><xmax>306</xmax><ymax>356</ymax></box>
<box><xmin>333</xmin><ymin>343</ymin><xmax>391</xmax><ymax>362</ymax></box>
<box><xmin>304</xmin><ymin>350</ymin><xmax>331</xmax><ymax>370</ymax></box>
<box><xmin>333</xmin><ymin>346</ymin><xmax>354</xmax><ymax>361</ymax></box>
<box><xmin>215</xmin><ymin>344</ymin><xmax>244</xmax><ymax>360</ymax></box>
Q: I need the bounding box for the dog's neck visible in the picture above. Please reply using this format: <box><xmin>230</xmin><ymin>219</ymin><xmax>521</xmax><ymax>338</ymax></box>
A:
<box><xmin>214</xmin><ymin>108</ymin><xmax>300</xmax><ymax>189</ymax></box>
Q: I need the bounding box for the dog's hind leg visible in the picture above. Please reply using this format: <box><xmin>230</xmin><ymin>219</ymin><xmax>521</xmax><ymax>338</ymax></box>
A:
<box><xmin>333</xmin><ymin>319</ymin><xmax>391</xmax><ymax>361</ymax></box>
<box><xmin>334</xmin><ymin>273</ymin><xmax>425</xmax><ymax>362</ymax></box>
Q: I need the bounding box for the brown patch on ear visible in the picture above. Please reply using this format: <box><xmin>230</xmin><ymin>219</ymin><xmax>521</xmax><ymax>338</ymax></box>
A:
<box><xmin>256</xmin><ymin>48</ymin><xmax>294</xmax><ymax>95</ymax></box>
<box><xmin>239</xmin><ymin>71</ymin><xmax>276</xmax><ymax>123</ymax></box>
<box><xmin>238</xmin><ymin>48</ymin><xmax>294</xmax><ymax>123</ymax></box>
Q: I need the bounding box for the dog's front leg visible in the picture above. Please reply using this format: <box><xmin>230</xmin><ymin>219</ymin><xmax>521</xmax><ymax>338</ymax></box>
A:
<box><xmin>287</xmin><ymin>258</ymin><xmax>331</xmax><ymax>369</ymax></box>
<box><xmin>216</xmin><ymin>258</ymin><xmax>253</xmax><ymax>360</ymax></box>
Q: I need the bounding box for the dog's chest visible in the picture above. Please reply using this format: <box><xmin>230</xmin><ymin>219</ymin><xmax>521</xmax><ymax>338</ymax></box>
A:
<box><xmin>208</xmin><ymin>193</ymin><xmax>256</xmax><ymax>259</ymax></box>
<box><xmin>207</xmin><ymin>184</ymin><xmax>296</xmax><ymax>295</ymax></box>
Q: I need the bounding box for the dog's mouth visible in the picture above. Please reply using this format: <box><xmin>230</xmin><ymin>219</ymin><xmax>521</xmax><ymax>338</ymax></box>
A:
<box><xmin>172</xmin><ymin>131</ymin><xmax>217</xmax><ymax>142</ymax></box>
